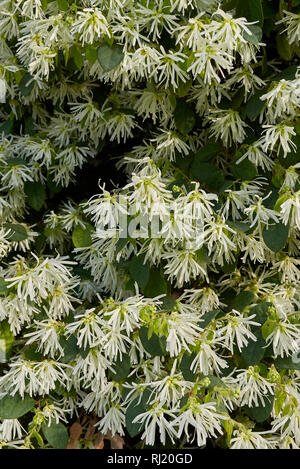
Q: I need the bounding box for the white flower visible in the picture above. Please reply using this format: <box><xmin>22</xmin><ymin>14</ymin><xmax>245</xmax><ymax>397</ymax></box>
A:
<box><xmin>125</xmin><ymin>172</ymin><xmax>172</xmax><ymax>221</ymax></box>
<box><xmin>154</xmin><ymin>47</ymin><xmax>188</xmax><ymax>89</ymax></box>
<box><xmin>187</xmin><ymin>42</ymin><xmax>233</xmax><ymax>84</ymax></box>
<box><xmin>204</xmin><ymin>217</ymin><xmax>236</xmax><ymax>266</ymax></box>
<box><xmin>272</xmin><ymin>256</ymin><xmax>300</xmax><ymax>284</ymax></box>
<box><xmin>208</xmin><ymin>109</ymin><xmax>248</xmax><ymax>146</ymax></box>
<box><xmin>244</xmin><ymin>194</ymin><xmax>279</xmax><ymax>230</ymax></box>
<box><xmin>132</xmin><ymin>403</ymin><xmax>178</xmax><ymax>446</ymax></box>
<box><xmin>175</xmin><ymin>12</ymin><xmax>208</xmax><ymax>51</ymax></box>
<box><xmin>73</xmin><ymin>346</ymin><xmax>112</xmax><ymax>390</ymax></box>
<box><xmin>276</xmin><ymin>11</ymin><xmax>300</xmax><ymax>45</ymax></box>
<box><xmin>102</xmin><ymin>296</ymin><xmax>145</xmax><ymax>335</ymax></box>
<box><xmin>173</xmin><ymin>399</ymin><xmax>226</xmax><ymax>447</ymax></box>
<box><xmin>136</xmin><ymin>2</ymin><xmax>179</xmax><ymax>41</ymax></box>
<box><xmin>94</xmin><ymin>403</ymin><xmax>126</xmax><ymax>437</ymax></box>
<box><xmin>191</xmin><ymin>336</ymin><xmax>229</xmax><ymax>375</ymax></box>
<box><xmin>177</xmin><ymin>183</ymin><xmax>217</xmax><ymax>220</ymax></box>
<box><xmin>38</xmin><ymin>401</ymin><xmax>69</xmax><ymax>426</ymax></box>
<box><xmin>225</xmin><ymin>65</ymin><xmax>265</xmax><ymax>99</ymax></box>
<box><xmin>106</xmin><ymin>112</ymin><xmax>139</xmax><ymax>143</ymax></box>
<box><xmin>220</xmin><ymin>188</ymin><xmax>254</xmax><ymax>220</ymax></box>
<box><xmin>66</xmin><ymin>309</ymin><xmax>104</xmax><ymax>349</ymax></box>
<box><xmin>260</xmin><ymin>78</ymin><xmax>300</xmax><ymax>121</ymax></box>
<box><xmin>236</xmin><ymin>143</ymin><xmax>275</xmax><ymax>171</ymax></box>
<box><xmin>280</xmin><ymin>191</ymin><xmax>300</xmax><ymax>230</ymax></box>
<box><xmin>0</xmin><ymin>358</ymin><xmax>70</xmax><ymax>397</ymax></box>
<box><xmin>59</xmin><ymin>200</ymin><xmax>86</xmax><ymax>232</ymax></box>
<box><xmin>71</xmin><ymin>8</ymin><xmax>110</xmax><ymax>45</ymax></box>
<box><xmin>5</xmin><ymin>254</ymin><xmax>76</xmax><ymax>303</ymax></box>
<box><xmin>235</xmin><ymin>367</ymin><xmax>275</xmax><ymax>407</ymax></box>
<box><xmin>265</xmin><ymin>319</ymin><xmax>299</xmax><ymax>358</ymax></box>
<box><xmin>0</xmin><ymin>78</ymin><xmax>7</xmax><ymax>103</ymax></box>
<box><xmin>0</xmin><ymin>419</ymin><xmax>24</xmax><ymax>442</ymax></box>
<box><xmin>0</xmin><ymin>227</ymin><xmax>12</xmax><ymax>260</ymax></box>
<box><xmin>147</xmin><ymin>362</ymin><xmax>192</xmax><ymax>406</ymax></box>
<box><xmin>216</xmin><ymin>310</ymin><xmax>259</xmax><ymax>353</ymax></box>
<box><xmin>24</xmin><ymin>319</ymin><xmax>65</xmax><ymax>358</ymax></box>
<box><xmin>102</xmin><ymin>325</ymin><xmax>134</xmax><ymax>360</ymax></box>
<box><xmin>163</xmin><ymin>248</ymin><xmax>208</xmax><ymax>287</ymax></box>
<box><xmin>260</xmin><ymin>124</ymin><xmax>296</xmax><ymax>157</ymax></box>
<box><xmin>130</xmin><ymin>88</ymin><xmax>172</xmax><ymax>125</ymax></box>
<box><xmin>180</xmin><ymin>287</ymin><xmax>221</xmax><ymax>313</ymax></box>
<box><xmin>166</xmin><ymin>311</ymin><xmax>202</xmax><ymax>356</ymax></box>
<box><xmin>272</xmin><ymin>407</ymin><xmax>300</xmax><ymax>445</ymax></box>
<box><xmin>151</xmin><ymin>129</ymin><xmax>190</xmax><ymax>161</ymax></box>
<box><xmin>83</xmin><ymin>184</ymin><xmax>128</xmax><ymax>228</ymax></box>
<box><xmin>230</xmin><ymin>429</ymin><xmax>276</xmax><ymax>449</ymax></box>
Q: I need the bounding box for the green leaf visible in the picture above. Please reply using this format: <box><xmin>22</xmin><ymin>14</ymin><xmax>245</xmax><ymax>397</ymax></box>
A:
<box><xmin>47</xmin><ymin>174</ymin><xmax>63</xmax><ymax>195</ymax></box>
<box><xmin>109</xmin><ymin>353</ymin><xmax>131</xmax><ymax>381</ymax></box>
<box><xmin>97</xmin><ymin>44</ymin><xmax>124</xmax><ymax>72</ymax></box>
<box><xmin>143</xmin><ymin>268</ymin><xmax>167</xmax><ymax>297</ymax></box>
<box><xmin>59</xmin><ymin>335</ymin><xmax>79</xmax><ymax>363</ymax></box>
<box><xmin>0</xmin><ymin>278</ymin><xmax>8</xmax><ymax>295</ymax></box>
<box><xmin>70</xmin><ymin>45</ymin><xmax>83</xmax><ymax>69</ymax></box>
<box><xmin>3</xmin><ymin>223</ymin><xmax>28</xmax><ymax>242</ymax></box>
<box><xmin>193</xmin><ymin>143</ymin><xmax>222</xmax><ymax>163</ymax></box>
<box><xmin>85</xmin><ymin>45</ymin><xmax>98</xmax><ymax>64</ymax></box>
<box><xmin>0</xmin><ymin>321</ymin><xmax>14</xmax><ymax>363</ymax></box>
<box><xmin>57</xmin><ymin>0</ymin><xmax>68</xmax><ymax>11</ymax></box>
<box><xmin>180</xmin><ymin>352</ymin><xmax>197</xmax><ymax>381</ymax></box>
<box><xmin>0</xmin><ymin>116</ymin><xmax>14</xmax><ymax>135</ymax></box>
<box><xmin>274</xmin><ymin>356</ymin><xmax>300</xmax><ymax>371</ymax></box>
<box><xmin>206</xmin><ymin>375</ymin><xmax>227</xmax><ymax>390</ymax></box>
<box><xmin>250</xmin><ymin>302</ymin><xmax>271</xmax><ymax>327</ymax></box>
<box><xmin>227</xmin><ymin>220</ymin><xmax>252</xmax><ymax>233</ymax></box>
<box><xmin>0</xmin><ymin>394</ymin><xmax>35</xmax><ymax>419</ymax></box>
<box><xmin>22</xmin><ymin>347</ymin><xmax>44</xmax><ymax>361</ymax></box>
<box><xmin>24</xmin><ymin>182</ymin><xmax>46</xmax><ymax>211</ymax></box>
<box><xmin>24</xmin><ymin>116</ymin><xmax>35</xmax><ymax>136</ymax></box>
<box><xmin>273</xmin><ymin>65</ymin><xmax>298</xmax><ymax>82</ymax></box>
<box><xmin>42</xmin><ymin>422</ymin><xmax>69</xmax><ymax>449</ymax></box>
<box><xmin>191</xmin><ymin>161</ymin><xmax>222</xmax><ymax>184</ymax></box>
<box><xmin>222</xmin><ymin>259</ymin><xmax>237</xmax><ymax>273</ymax></box>
<box><xmin>31</xmin><ymin>430</ymin><xmax>44</xmax><ymax>448</ymax></box>
<box><xmin>245</xmin><ymin>394</ymin><xmax>274</xmax><ymax>423</ymax></box>
<box><xmin>276</xmin><ymin>34</ymin><xmax>293</xmax><ymax>61</ymax></box>
<box><xmin>243</xmin><ymin>24</ymin><xmax>263</xmax><ymax>44</ymax></box>
<box><xmin>129</xmin><ymin>255</ymin><xmax>150</xmax><ymax>289</ymax></box>
<box><xmin>241</xmin><ymin>330</ymin><xmax>266</xmax><ymax>366</ymax></box>
<box><xmin>235</xmin><ymin>0</ymin><xmax>264</xmax><ymax>27</ymax></box>
<box><xmin>200</xmin><ymin>310</ymin><xmax>220</xmax><ymax>328</ymax></box>
<box><xmin>19</xmin><ymin>74</ymin><xmax>34</xmax><ymax>97</ymax></box>
<box><xmin>262</xmin><ymin>221</ymin><xmax>289</xmax><ymax>252</ymax></box>
<box><xmin>125</xmin><ymin>398</ymin><xmax>145</xmax><ymax>438</ymax></box>
<box><xmin>72</xmin><ymin>224</ymin><xmax>93</xmax><ymax>248</ymax></box>
<box><xmin>262</xmin><ymin>187</ymin><xmax>279</xmax><ymax>208</ymax></box>
<box><xmin>231</xmin><ymin>290</ymin><xmax>255</xmax><ymax>311</ymax></box>
<box><xmin>274</xmin><ymin>193</ymin><xmax>291</xmax><ymax>212</ymax></box>
<box><xmin>177</xmin><ymin>78</ymin><xmax>192</xmax><ymax>98</ymax></box>
<box><xmin>158</xmin><ymin>296</ymin><xmax>176</xmax><ymax>311</ymax></box>
<box><xmin>125</xmin><ymin>389</ymin><xmax>152</xmax><ymax>438</ymax></box>
<box><xmin>139</xmin><ymin>326</ymin><xmax>167</xmax><ymax>357</ymax></box>
<box><xmin>230</xmin><ymin>158</ymin><xmax>258</xmax><ymax>180</ymax></box>
<box><xmin>245</xmin><ymin>90</ymin><xmax>266</xmax><ymax>121</ymax></box>
<box><xmin>261</xmin><ymin>318</ymin><xmax>276</xmax><ymax>341</ymax></box>
<box><xmin>174</xmin><ymin>100</ymin><xmax>195</xmax><ymax>135</ymax></box>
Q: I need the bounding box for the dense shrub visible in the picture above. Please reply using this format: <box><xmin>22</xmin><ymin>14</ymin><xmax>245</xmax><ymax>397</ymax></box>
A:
<box><xmin>0</xmin><ymin>0</ymin><xmax>299</xmax><ymax>449</ymax></box>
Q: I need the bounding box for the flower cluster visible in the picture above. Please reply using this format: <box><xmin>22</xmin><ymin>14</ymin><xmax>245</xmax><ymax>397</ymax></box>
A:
<box><xmin>0</xmin><ymin>0</ymin><xmax>299</xmax><ymax>451</ymax></box>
